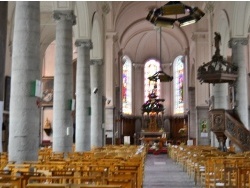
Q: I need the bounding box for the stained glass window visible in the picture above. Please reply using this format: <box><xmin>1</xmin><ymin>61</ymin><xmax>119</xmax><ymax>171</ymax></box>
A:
<box><xmin>144</xmin><ymin>59</ymin><xmax>160</xmax><ymax>102</ymax></box>
<box><xmin>122</xmin><ymin>56</ymin><xmax>132</xmax><ymax>114</ymax></box>
<box><xmin>173</xmin><ymin>56</ymin><xmax>184</xmax><ymax>114</ymax></box>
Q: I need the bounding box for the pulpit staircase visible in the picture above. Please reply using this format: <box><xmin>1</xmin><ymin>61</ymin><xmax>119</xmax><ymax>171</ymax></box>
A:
<box><xmin>210</xmin><ymin>109</ymin><xmax>250</xmax><ymax>152</ymax></box>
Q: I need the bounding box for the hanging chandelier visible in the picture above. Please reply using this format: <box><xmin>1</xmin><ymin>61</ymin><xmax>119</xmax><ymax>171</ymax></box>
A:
<box><xmin>148</xmin><ymin>27</ymin><xmax>173</xmax><ymax>83</ymax></box>
<box><xmin>146</xmin><ymin>1</ymin><xmax>205</xmax><ymax>28</ymax></box>
<box><xmin>141</xmin><ymin>89</ymin><xmax>165</xmax><ymax>113</ymax></box>
<box><xmin>143</xmin><ymin>27</ymin><xmax>171</xmax><ymax>114</ymax></box>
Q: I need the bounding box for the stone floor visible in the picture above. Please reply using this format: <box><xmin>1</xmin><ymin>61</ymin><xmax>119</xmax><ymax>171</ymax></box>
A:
<box><xmin>143</xmin><ymin>154</ymin><xmax>199</xmax><ymax>188</ymax></box>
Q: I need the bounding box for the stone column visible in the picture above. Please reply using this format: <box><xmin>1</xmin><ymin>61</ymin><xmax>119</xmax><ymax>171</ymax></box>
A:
<box><xmin>132</xmin><ymin>63</ymin><xmax>144</xmax><ymax>116</ymax></box>
<box><xmin>211</xmin><ymin>84</ymin><xmax>228</xmax><ymax>109</ymax></box>
<box><xmin>105</xmin><ymin>32</ymin><xmax>117</xmax><ymax>144</ymax></box>
<box><xmin>0</xmin><ymin>2</ymin><xmax>7</xmax><ymax>101</ymax></box>
<box><xmin>9</xmin><ymin>2</ymin><xmax>40</xmax><ymax>163</ymax></box>
<box><xmin>75</xmin><ymin>39</ymin><xmax>92</xmax><ymax>152</ymax></box>
<box><xmin>90</xmin><ymin>59</ymin><xmax>103</xmax><ymax>148</ymax></box>
<box><xmin>210</xmin><ymin>83</ymin><xmax>228</xmax><ymax>148</ymax></box>
<box><xmin>0</xmin><ymin>2</ymin><xmax>8</xmax><ymax>153</ymax></box>
<box><xmin>52</xmin><ymin>10</ymin><xmax>75</xmax><ymax>152</ymax></box>
<box><xmin>229</xmin><ymin>38</ymin><xmax>249</xmax><ymax>129</ymax></box>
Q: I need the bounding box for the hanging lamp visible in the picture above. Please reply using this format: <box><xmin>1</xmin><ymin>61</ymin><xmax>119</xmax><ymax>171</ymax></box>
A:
<box><xmin>146</xmin><ymin>1</ymin><xmax>205</xmax><ymax>28</ymax></box>
<box><xmin>148</xmin><ymin>27</ymin><xmax>173</xmax><ymax>82</ymax></box>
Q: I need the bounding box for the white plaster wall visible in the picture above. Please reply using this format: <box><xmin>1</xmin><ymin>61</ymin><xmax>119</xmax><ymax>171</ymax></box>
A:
<box><xmin>43</xmin><ymin>42</ymin><xmax>55</xmax><ymax>77</ymax></box>
<box><xmin>195</xmin><ymin>33</ymin><xmax>210</xmax><ymax>106</ymax></box>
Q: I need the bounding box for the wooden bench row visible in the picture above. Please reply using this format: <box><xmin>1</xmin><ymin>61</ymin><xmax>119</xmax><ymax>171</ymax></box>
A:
<box><xmin>0</xmin><ymin>165</ymin><xmax>141</xmax><ymax>188</ymax></box>
<box><xmin>168</xmin><ymin>144</ymin><xmax>250</xmax><ymax>188</ymax></box>
<box><xmin>0</xmin><ymin>184</ymin><xmax>124</xmax><ymax>188</ymax></box>
<box><xmin>0</xmin><ymin>145</ymin><xmax>146</xmax><ymax>188</ymax></box>
<box><xmin>26</xmin><ymin>184</ymin><xmax>123</xmax><ymax>188</ymax></box>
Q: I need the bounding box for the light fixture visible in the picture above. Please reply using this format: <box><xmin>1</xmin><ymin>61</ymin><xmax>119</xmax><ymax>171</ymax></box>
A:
<box><xmin>93</xmin><ymin>87</ymin><xmax>98</xmax><ymax>94</ymax></box>
<box><xmin>160</xmin><ymin>1</ymin><xmax>186</xmax><ymax>15</ymax></box>
<box><xmin>148</xmin><ymin>27</ymin><xmax>173</xmax><ymax>82</ymax></box>
<box><xmin>141</xmin><ymin>90</ymin><xmax>165</xmax><ymax>113</ymax></box>
<box><xmin>178</xmin><ymin>7</ymin><xmax>205</xmax><ymax>27</ymax></box>
<box><xmin>178</xmin><ymin>16</ymin><xmax>197</xmax><ymax>27</ymax></box>
<box><xmin>154</xmin><ymin>17</ymin><xmax>175</xmax><ymax>28</ymax></box>
<box><xmin>148</xmin><ymin>70</ymin><xmax>173</xmax><ymax>82</ymax></box>
<box><xmin>146</xmin><ymin>1</ymin><xmax>205</xmax><ymax>28</ymax></box>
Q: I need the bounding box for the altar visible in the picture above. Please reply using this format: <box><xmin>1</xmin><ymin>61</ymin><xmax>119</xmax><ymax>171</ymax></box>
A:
<box><xmin>140</xmin><ymin>75</ymin><xmax>170</xmax><ymax>151</ymax></box>
<box><xmin>140</xmin><ymin>130</ymin><xmax>167</xmax><ymax>148</ymax></box>
<box><xmin>141</xmin><ymin>136</ymin><xmax>167</xmax><ymax>150</ymax></box>
<box><xmin>140</xmin><ymin>131</ymin><xmax>163</xmax><ymax>138</ymax></box>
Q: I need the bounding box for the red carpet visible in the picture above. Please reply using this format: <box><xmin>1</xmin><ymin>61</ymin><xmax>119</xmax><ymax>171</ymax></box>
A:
<box><xmin>148</xmin><ymin>147</ymin><xmax>168</xmax><ymax>155</ymax></box>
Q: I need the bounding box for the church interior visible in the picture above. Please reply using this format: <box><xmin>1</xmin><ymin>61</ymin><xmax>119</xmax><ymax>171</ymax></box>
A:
<box><xmin>1</xmin><ymin>1</ymin><xmax>250</xmax><ymax>187</ymax></box>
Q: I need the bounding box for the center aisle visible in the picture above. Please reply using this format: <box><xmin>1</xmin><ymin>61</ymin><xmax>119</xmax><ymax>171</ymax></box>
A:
<box><xmin>143</xmin><ymin>154</ymin><xmax>198</xmax><ymax>188</ymax></box>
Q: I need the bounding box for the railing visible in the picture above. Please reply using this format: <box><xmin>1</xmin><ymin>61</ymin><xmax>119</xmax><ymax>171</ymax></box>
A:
<box><xmin>209</xmin><ymin>109</ymin><xmax>250</xmax><ymax>152</ymax></box>
<box><xmin>225</xmin><ymin>110</ymin><xmax>250</xmax><ymax>151</ymax></box>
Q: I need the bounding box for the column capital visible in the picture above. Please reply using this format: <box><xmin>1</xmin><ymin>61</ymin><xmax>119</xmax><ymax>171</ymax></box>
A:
<box><xmin>106</xmin><ymin>32</ymin><xmax>118</xmax><ymax>41</ymax></box>
<box><xmin>101</xmin><ymin>2</ymin><xmax>110</xmax><ymax>15</ymax></box>
<box><xmin>228</xmin><ymin>38</ymin><xmax>248</xmax><ymax>48</ymax></box>
<box><xmin>75</xmin><ymin>39</ymin><xmax>93</xmax><ymax>49</ymax></box>
<box><xmin>90</xmin><ymin>59</ymin><xmax>103</xmax><ymax>65</ymax></box>
<box><xmin>53</xmin><ymin>10</ymin><xmax>76</xmax><ymax>25</ymax></box>
<box><xmin>204</xmin><ymin>2</ymin><xmax>214</xmax><ymax>14</ymax></box>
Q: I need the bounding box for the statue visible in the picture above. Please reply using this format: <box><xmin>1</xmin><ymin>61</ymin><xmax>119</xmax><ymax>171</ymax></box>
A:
<box><xmin>44</xmin><ymin>118</ymin><xmax>51</xmax><ymax>129</ymax></box>
<box><xmin>214</xmin><ymin>32</ymin><xmax>221</xmax><ymax>55</ymax></box>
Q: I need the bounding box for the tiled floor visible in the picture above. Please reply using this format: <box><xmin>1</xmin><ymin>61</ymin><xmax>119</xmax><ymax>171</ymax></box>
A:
<box><xmin>143</xmin><ymin>154</ymin><xmax>198</xmax><ymax>188</ymax></box>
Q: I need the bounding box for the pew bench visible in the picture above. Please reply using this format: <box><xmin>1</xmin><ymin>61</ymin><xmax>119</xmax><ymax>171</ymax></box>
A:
<box><xmin>71</xmin><ymin>185</ymin><xmax>122</xmax><ymax>188</ymax></box>
<box><xmin>26</xmin><ymin>183</ymin><xmax>70</xmax><ymax>188</ymax></box>
<box><xmin>0</xmin><ymin>183</ymin><xmax>14</xmax><ymax>188</ymax></box>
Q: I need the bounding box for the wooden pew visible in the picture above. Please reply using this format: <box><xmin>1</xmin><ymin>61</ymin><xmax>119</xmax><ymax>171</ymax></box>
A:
<box><xmin>0</xmin><ymin>183</ymin><xmax>14</xmax><ymax>188</ymax></box>
<box><xmin>71</xmin><ymin>185</ymin><xmax>122</xmax><ymax>188</ymax></box>
<box><xmin>18</xmin><ymin>145</ymin><xmax>146</xmax><ymax>188</ymax></box>
<box><xmin>19</xmin><ymin>172</ymin><xmax>44</xmax><ymax>188</ymax></box>
<box><xmin>237</xmin><ymin>166</ymin><xmax>250</xmax><ymax>187</ymax></box>
<box><xmin>26</xmin><ymin>184</ymin><xmax>70</xmax><ymax>188</ymax></box>
<box><xmin>112</xmin><ymin>161</ymin><xmax>141</xmax><ymax>188</ymax></box>
<box><xmin>0</xmin><ymin>175</ymin><xmax>22</xmax><ymax>188</ymax></box>
<box><xmin>107</xmin><ymin>175</ymin><xmax>134</xmax><ymax>188</ymax></box>
<box><xmin>28</xmin><ymin>176</ymin><xmax>106</xmax><ymax>185</ymax></box>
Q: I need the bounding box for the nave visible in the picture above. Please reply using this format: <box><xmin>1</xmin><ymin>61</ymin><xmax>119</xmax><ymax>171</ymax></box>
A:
<box><xmin>143</xmin><ymin>154</ymin><xmax>197</xmax><ymax>188</ymax></box>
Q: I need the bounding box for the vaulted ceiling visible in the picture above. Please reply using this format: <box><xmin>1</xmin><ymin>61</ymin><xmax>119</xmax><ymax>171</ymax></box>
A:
<box><xmin>111</xmin><ymin>1</ymin><xmax>207</xmax><ymax>64</ymax></box>
<box><xmin>7</xmin><ymin>1</ymin><xmax>207</xmax><ymax>64</ymax></box>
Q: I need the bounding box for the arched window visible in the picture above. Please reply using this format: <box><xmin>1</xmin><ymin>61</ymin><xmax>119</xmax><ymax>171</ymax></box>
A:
<box><xmin>144</xmin><ymin>59</ymin><xmax>160</xmax><ymax>102</ymax></box>
<box><xmin>122</xmin><ymin>56</ymin><xmax>132</xmax><ymax>114</ymax></box>
<box><xmin>173</xmin><ymin>56</ymin><xmax>184</xmax><ymax>114</ymax></box>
